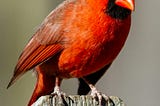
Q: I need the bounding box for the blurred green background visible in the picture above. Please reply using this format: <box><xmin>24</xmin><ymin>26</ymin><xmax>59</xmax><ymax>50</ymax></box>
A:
<box><xmin>0</xmin><ymin>0</ymin><xmax>160</xmax><ymax>106</ymax></box>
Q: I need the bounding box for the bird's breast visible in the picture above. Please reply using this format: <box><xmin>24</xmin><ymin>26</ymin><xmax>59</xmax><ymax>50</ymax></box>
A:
<box><xmin>57</xmin><ymin>8</ymin><xmax>131</xmax><ymax>78</ymax></box>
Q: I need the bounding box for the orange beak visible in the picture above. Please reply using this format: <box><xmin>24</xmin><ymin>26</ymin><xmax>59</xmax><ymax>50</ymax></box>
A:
<box><xmin>115</xmin><ymin>0</ymin><xmax>135</xmax><ymax>11</ymax></box>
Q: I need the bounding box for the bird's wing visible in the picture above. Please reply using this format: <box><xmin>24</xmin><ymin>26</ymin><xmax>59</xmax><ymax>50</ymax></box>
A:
<box><xmin>78</xmin><ymin>63</ymin><xmax>112</xmax><ymax>95</ymax></box>
<box><xmin>7</xmin><ymin>0</ymin><xmax>77</xmax><ymax>88</ymax></box>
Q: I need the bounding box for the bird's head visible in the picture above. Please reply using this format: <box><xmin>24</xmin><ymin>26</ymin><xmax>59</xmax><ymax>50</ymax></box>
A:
<box><xmin>115</xmin><ymin>0</ymin><xmax>135</xmax><ymax>11</ymax></box>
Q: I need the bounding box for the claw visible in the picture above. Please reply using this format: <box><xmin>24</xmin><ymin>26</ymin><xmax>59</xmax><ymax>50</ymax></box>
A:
<box><xmin>51</xmin><ymin>85</ymin><xmax>66</xmax><ymax>97</ymax></box>
<box><xmin>89</xmin><ymin>84</ymin><xmax>109</xmax><ymax>106</ymax></box>
<box><xmin>49</xmin><ymin>85</ymin><xmax>66</xmax><ymax>105</ymax></box>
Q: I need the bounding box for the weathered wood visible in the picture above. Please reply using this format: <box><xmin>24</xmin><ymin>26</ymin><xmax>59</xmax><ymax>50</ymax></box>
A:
<box><xmin>32</xmin><ymin>95</ymin><xmax>125</xmax><ymax>106</ymax></box>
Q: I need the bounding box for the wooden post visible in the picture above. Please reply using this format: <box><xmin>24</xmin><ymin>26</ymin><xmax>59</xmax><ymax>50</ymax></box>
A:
<box><xmin>32</xmin><ymin>95</ymin><xmax>125</xmax><ymax>106</ymax></box>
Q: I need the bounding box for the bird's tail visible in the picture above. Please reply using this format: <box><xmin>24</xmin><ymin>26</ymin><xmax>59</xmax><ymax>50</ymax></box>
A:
<box><xmin>28</xmin><ymin>67</ymin><xmax>56</xmax><ymax>106</ymax></box>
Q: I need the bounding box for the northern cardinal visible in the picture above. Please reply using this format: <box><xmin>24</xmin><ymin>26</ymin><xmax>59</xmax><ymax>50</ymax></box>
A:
<box><xmin>7</xmin><ymin>0</ymin><xmax>135</xmax><ymax>105</ymax></box>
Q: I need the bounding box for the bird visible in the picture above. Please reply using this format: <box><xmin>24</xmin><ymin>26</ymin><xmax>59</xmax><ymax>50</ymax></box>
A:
<box><xmin>7</xmin><ymin>0</ymin><xmax>135</xmax><ymax>105</ymax></box>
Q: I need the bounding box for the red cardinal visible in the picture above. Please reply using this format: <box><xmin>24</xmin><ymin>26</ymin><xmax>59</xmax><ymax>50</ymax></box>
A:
<box><xmin>7</xmin><ymin>0</ymin><xmax>134</xmax><ymax>105</ymax></box>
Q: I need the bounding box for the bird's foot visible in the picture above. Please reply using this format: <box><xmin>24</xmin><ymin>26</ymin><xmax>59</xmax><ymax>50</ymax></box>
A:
<box><xmin>50</xmin><ymin>85</ymin><xmax>66</xmax><ymax>105</ymax></box>
<box><xmin>51</xmin><ymin>85</ymin><xmax>66</xmax><ymax>97</ymax></box>
<box><xmin>90</xmin><ymin>85</ymin><xmax>110</xmax><ymax>106</ymax></box>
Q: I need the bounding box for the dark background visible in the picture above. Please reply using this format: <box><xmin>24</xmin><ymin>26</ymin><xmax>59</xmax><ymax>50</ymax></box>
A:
<box><xmin>0</xmin><ymin>0</ymin><xmax>160</xmax><ymax>106</ymax></box>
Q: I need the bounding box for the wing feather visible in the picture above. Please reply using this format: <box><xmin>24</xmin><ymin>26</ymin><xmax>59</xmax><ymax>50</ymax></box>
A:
<box><xmin>7</xmin><ymin>39</ymin><xmax>63</xmax><ymax>88</ymax></box>
<box><xmin>7</xmin><ymin>0</ymin><xmax>77</xmax><ymax>88</ymax></box>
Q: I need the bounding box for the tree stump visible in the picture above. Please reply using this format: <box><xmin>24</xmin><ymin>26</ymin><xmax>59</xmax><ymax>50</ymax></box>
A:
<box><xmin>32</xmin><ymin>95</ymin><xmax>125</xmax><ymax>106</ymax></box>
